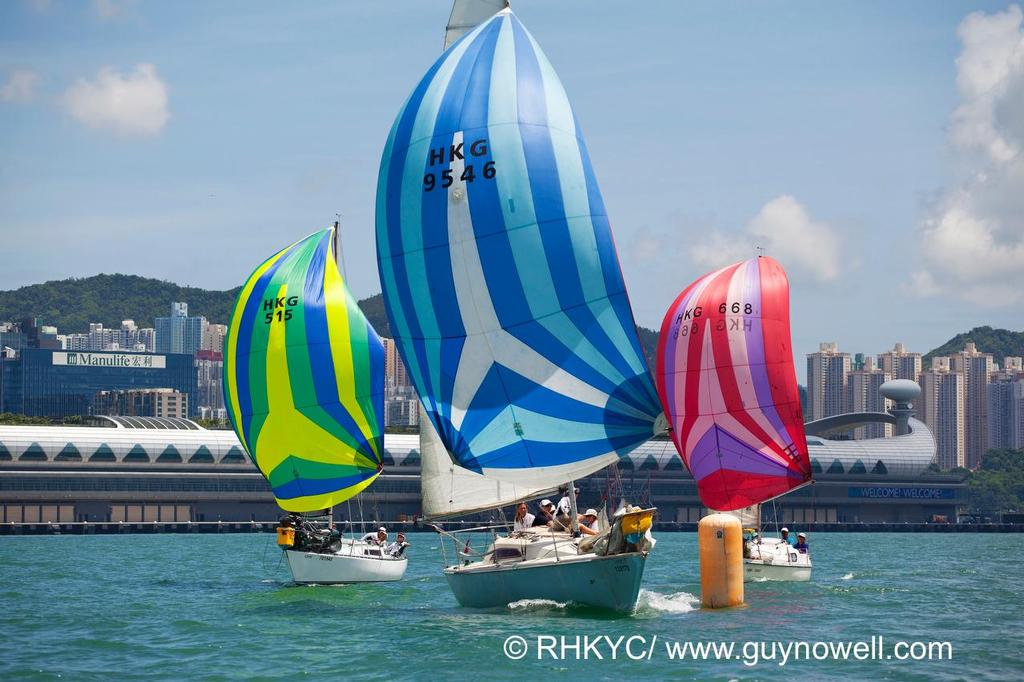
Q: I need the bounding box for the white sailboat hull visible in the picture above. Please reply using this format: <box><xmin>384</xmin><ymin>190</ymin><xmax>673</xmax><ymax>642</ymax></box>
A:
<box><xmin>285</xmin><ymin>542</ymin><xmax>408</xmax><ymax>584</ymax></box>
<box><xmin>743</xmin><ymin>538</ymin><xmax>812</xmax><ymax>582</ymax></box>
<box><xmin>444</xmin><ymin>551</ymin><xmax>648</xmax><ymax>611</ymax></box>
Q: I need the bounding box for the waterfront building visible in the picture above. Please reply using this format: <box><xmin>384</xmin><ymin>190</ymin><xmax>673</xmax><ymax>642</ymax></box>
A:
<box><xmin>155</xmin><ymin>302</ymin><xmax>206</xmax><ymax>356</ymax></box>
<box><xmin>195</xmin><ymin>350</ymin><xmax>224</xmax><ymax>413</ymax></box>
<box><xmin>987</xmin><ymin>372</ymin><xmax>1024</xmax><ymax>450</ymax></box>
<box><xmin>92</xmin><ymin>388</ymin><xmax>189</xmax><ymax>419</ymax></box>
<box><xmin>918</xmin><ymin>364</ymin><xmax>966</xmax><ymax>469</ymax></box>
<box><xmin>0</xmin><ymin>348</ymin><xmax>197</xmax><ymax>418</ymax></box>
<box><xmin>846</xmin><ymin>358</ymin><xmax>892</xmax><ymax>439</ymax></box>
<box><xmin>949</xmin><ymin>342</ymin><xmax>994</xmax><ymax>469</ymax></box>
<box><xmin>878</xmin><ymin>342</ymin><xmax>922</xmax><ymax>382</ymax></box>
<box><xmin>0</xmin><ymin>398</ymin><xmax>958</xmax><ymax>525</ymax></box>
<box><xmin>807</xmin><ymin>342</ymin><xmax>850</xmax><ymax>421</ymax></box>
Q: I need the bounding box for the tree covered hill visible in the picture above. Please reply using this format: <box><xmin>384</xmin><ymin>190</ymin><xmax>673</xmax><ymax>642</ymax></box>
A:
<box><xmin>0</xmin><ymin>274</ymin><xmax>393</xmax><ymax>335</ymax></box>
<box><xmin>924</xmin><ymin>326</ymin><xmax>1024</xmax><ymax>367</ymax></box>
<box><xmin>0</xmin><ymin>275</ymin><xmax>241</xmax><ymax>332</ymax></box>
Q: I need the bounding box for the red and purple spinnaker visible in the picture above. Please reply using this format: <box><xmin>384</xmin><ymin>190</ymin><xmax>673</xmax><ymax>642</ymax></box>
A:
<box><xmin>655</xmin><ymin>256</ymin><xmax>812</xmax><ymax>511</ymax></box>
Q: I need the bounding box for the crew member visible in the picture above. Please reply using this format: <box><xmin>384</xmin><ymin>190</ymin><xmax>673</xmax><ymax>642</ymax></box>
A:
<box><xmin>578</xmin><ymin>508</ymin><xmax>600</xmax><ymax>536</ymax></box>
<box><xmin>513</xmin><ymin>502</ymin><xmax>535</xmax><ymax>532</ymax></box>
<box><xmin>794</xmin><ymin>532</ymin><xmax>808</xmax><ymax>553</ymax></box>
<box><xmin>360</xmin><ymin>526</ymin><xmax>388</xmax><ymax>545</ymax></box>
<box><xmin>387</xmin><ymin>532</ymin><xmax>410</xmax><ymax>557</ymax></box>
<box><xmin>533</xmin><ymin>500</ymin><xmax>555</xmax><ymax>526</ymax></box>
<box><xmin>553</xmin><ymin>487</ymin><xmax>580</xmax><ymax>531</ymax></box>
<box><xmin>780</xmin><ymin>527</ymin><xmax>796</xmax><ymax>547</ymax></box>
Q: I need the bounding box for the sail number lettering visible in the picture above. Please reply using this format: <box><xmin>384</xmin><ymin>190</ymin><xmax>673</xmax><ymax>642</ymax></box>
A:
<box><xmin>672</xmin><ymin>300</ymin><xmax>756</xmax><ymax>339</ymax></box>
<box><xmin>423</xmin><ymin>138</ymin><xmax>495</xmax><ymax>192</ymax></box>
<box><xmin>674</xmin><ymin>318</ymin><xmax>754</xmax><ymax>338</ymax></box>
<box><xmin>263</xmin><ymin>296</ymin><xmax>299</xmax><ymax>324</ymax></box>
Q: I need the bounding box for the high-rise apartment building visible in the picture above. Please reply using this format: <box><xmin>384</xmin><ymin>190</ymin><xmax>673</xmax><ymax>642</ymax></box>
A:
<box><xmin>877</xmin><ymin>342</ymin><xmax>922</xmax><ymax>382</ymax></box>
<box><xmin>202</xmin><ymin>323</ymin><xmax>227</xmax><ymax>354</ymax></box>
<box><xmin>61</xmin><ymin>320</ymin><xmax>156</xmax><ymax>353</ymax></box>
<box><xmin>385</xmin><ymin>396</ymin><xmax>420</xmax><ymax>428</ymax></box>
<box><xmin>949</xmin><ymin>342</ymin><xmax>994</xmax><ymax>468</ymax></box>
<box><xmin>155</xmin><ymin>302</ymin><xmax>206</xmax><ymax>356</ymax></box>
<box><xmin>846</xmin><ymin>357</ymin><xmax>892</xmax><ymax>438</ymax></box>
<box><xmin>91</xmin><ymin>388</ymin><xmax>189</xmax><ymax>419</ymax></box>
<box><xmin>806</xmin><ymin>342</ymin><xmax>850</xmax><ymax>421</ymax></box>
<box><xmin>195</xmin><ymin>350</ymin><xmax>224</xmax><ymax>414</ymax></box>
<box><xmin>382</xmin><ymin>337</ymin><xmax>412</xmax><ymax>393</ymax></box>
<box><xmin>987</xmin><ymin>372</ymin><xmax>1024</xmax><ymax>451</ymax></box>
<box><xmin>918</xmin><ymin>363</ymin><xmax>966</xmax><ymax>469</ymax></box>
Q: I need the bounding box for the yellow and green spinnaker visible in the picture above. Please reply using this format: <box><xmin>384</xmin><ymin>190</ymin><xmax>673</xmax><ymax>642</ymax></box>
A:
<box><xmin>223</xmin><ymin>227</ymin><xmax>385</xmax><ymax>512</ymax></box>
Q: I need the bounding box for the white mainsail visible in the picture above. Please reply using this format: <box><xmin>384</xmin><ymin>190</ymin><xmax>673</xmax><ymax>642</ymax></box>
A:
<box><xmin>421</xmin><ymin>405</ymin><xmax>559</xmax><ymax>519</ymax></box>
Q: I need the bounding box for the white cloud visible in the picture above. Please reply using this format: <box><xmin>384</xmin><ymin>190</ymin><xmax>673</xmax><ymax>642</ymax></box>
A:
<box><xmin>0</xmin><ymin>68</ymin><xmax>39</xmax><ymax>103</ymax></box>
<box><xmin>692</xmin><ymin>195</ymin><xmax>843</xmax><ymax>282</ymax></box>
<box><xmin>62</xmin><ymin>63</ymin><xmax>169</xmax><ymax>136</ymax></box>
<box><xmin>913</xmin><ymin>5</ymin><xmax>1024</xmax><ymax>305</ymax></box>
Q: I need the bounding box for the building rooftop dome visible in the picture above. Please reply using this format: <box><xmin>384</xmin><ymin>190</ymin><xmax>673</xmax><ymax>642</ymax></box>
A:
<box><xmin>880</xmin><ymin>379</ymin><xmax>921</xmax><ymax>403</ymax></box>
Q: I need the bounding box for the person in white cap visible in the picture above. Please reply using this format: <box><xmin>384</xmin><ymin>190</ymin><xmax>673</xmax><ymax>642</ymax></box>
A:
<box><xmin>578</xmin><ymin>508</ymin><xmax>600</xmax><ymax>536</ymax></box>
<box><xmin>780</xmin><ymin>527</ymin><xmax>796</xmax><ymax>547</ymax></box>
<box><xmin>360</xmin><ymin>526</ymin><xmax>388</xmax><ymax>545</ymax></box>
<box><xmin>794</xmin><ymin>532</ymin><xmax>808</xmax><ymax>553</ymax></box>
<box><xmin>534</xmin><ymin>499</ymin><xmax>555</xmax><ymax>527</ymax></box>
<box><xmin>386</xmin><ymin>531</ymin><xmax>410</xmax><ymax>557</ymax></box>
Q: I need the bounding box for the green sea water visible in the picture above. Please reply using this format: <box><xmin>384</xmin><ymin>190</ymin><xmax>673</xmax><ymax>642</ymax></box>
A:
<box><xmin>0</xmin><ymin>532</ymin><xmax>1021</xmax><ymax>680</ymax></box>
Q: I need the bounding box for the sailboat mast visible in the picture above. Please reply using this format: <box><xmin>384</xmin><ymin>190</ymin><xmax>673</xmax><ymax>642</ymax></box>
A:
<box><xmin>567</xmin><ymin>480</ymin><xmax>580</xmax><ymax>535</ymax></box>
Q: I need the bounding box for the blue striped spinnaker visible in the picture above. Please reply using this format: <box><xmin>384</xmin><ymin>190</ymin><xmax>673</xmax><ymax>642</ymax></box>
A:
<box><xmin>376</xmin><ymin>8</ymin><xmax>661</xmax><ymax>488</ymax></box>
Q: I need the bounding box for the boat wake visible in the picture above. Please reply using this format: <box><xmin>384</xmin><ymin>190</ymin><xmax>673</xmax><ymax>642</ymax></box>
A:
<box><xmin>841</xmin><ymin>573</ymin><xmax>854</xmax><ymax>580</ymax></box>
<box><xmin>508</xmin><ymin>599</ymin><xmax>568</xmax><ymax>611</ymax></box>
<box><xmin>635</xmin><ymin>589</ymin><xmax>699</xmax><ymax>615</ymax></box>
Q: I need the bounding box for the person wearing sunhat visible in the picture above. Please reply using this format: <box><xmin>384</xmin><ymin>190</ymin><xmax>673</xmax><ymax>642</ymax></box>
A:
<box><xmin>578</xmin><ymin>508</ymin><xmax>600</xmax><ymax>536</ymax></box>
<box><xmin>780</xmin><ymin>527</ymin><xmax>796</xmax><ymax>547</ymax></box>
<box><xmin>533</xmin><ymin>499</ymin><xmax>555</xmax><ymax>527</ymax></box>
<box><xmin>387</xmin><ymin>531</ymin><xmax>410</xmax><ymax>557</ymax></box>
<box><xmin>360</xmin><ymin>526</ymin><xmax>388</xmax><ymax>545</ymax></box>
<box><xmin>794</xmin><ymin>532</ymin><xmax>808</xmax><ymax>553</ymax></box>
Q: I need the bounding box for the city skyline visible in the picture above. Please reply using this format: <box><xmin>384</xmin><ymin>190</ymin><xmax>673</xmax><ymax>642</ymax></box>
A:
<box><xmin>2</xmin><ymin>1</ymin><xmax>1022</xmax><ymax>379</ymax></box>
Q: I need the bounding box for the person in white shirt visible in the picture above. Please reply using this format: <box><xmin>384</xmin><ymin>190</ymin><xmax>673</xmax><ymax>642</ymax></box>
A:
<box><xmin>578</xmin><ymin>508</ymin><xmax>600</xmax><ymax>536</ymax></box>
<box><xmin>513</xmin><ymin>502</ymin><xmax>535</xmax><ymax>532</ymax></box>
<box><xmin>555</xmin><ymin>488</ymin><xmax>578</xmax><ymax>517</ymax></box>
<box><xmin>360</xmin><ymin>526</ymin><xmax>388</xmax><ymax>545</ymax></box>
<box><xmin>386</xmin><ymin>532</ymin><xmax>409</xmax><ymax>557</ymax></box>
<box><xmin>553</xmin><ymin>487</ymin><xmax>580</xmax><ymax>531</ymax></box>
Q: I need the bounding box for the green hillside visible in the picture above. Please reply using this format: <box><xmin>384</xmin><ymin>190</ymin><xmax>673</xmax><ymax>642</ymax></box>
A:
<box><xmin>924</xmin><ymin>326</ymin><xmax>1024</xmax><ymax>367</ymax></box>
<box><xmin>0</xmin><ymin>275</ymin><xmax>391</xmax><ymax>335</ymax></box>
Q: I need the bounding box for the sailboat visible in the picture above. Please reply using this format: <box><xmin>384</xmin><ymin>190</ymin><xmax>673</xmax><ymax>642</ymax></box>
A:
<box><xmin>376</xmin><ymin>4</ymin><xmax>662</xmax><ymax>610</ymax></box>
<box><xmin>655</xmin><ymin>256</ymin><xmax>814</xmax><ymax>581</ymax></box>
<box><xmin>224</xmin><ymin>226</ymin><xmax>408</xmax><ymax>584</ymax></box>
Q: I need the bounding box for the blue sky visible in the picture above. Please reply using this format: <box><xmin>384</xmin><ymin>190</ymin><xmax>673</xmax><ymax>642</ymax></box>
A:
<box><xmin>1</xmin><ymin>1</ymin><xmax>1022</xmax><ymax>378</ymax></box>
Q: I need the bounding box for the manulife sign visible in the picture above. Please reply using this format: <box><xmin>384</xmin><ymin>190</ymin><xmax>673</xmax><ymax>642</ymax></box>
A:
<box><xmin>52</xmin><ymin>352</ymin><xmax>167</xmax><ymax>369</ymax></box>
